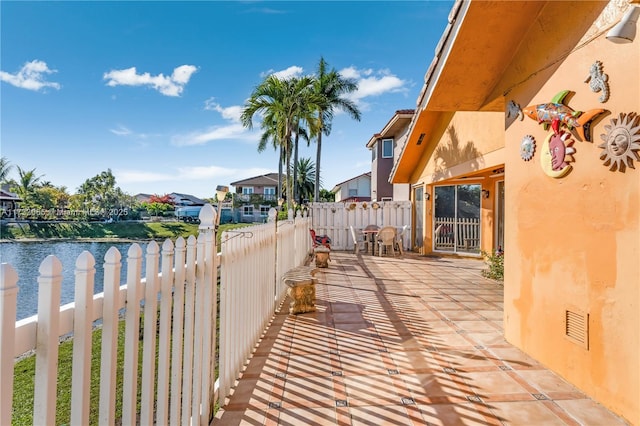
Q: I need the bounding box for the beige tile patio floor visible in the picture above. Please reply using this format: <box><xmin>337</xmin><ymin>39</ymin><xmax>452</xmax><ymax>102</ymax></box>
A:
<box><xmin>213</xmin><ymin>252</ymin><xmax>627</xmax><ymax>425</ymax></box>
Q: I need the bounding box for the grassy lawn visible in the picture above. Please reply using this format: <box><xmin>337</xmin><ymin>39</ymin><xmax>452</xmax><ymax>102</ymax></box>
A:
<box><xmin>13</xmin><ymin>322</ymin><xmax>136</xmax><ymax>425</ymax></box>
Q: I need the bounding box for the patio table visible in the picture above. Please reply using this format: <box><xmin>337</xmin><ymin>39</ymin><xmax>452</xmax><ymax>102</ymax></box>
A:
<box><xmin>361</xmin><ymin>225</ymin><xmax>380</xmax><ymax>255</ymax></box>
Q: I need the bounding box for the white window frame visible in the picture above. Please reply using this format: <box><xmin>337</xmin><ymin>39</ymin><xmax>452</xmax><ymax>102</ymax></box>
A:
<box><xmin>259</xmin><ymin>205</ymin><xmax>270</xmax><ymax>216</ymax></box>
<box><xmin>242</xmin><ymin>205</ymin><xmax>254</xmax><ymax>216</ymax></box>
<box><xmin>382</xmin><ymin>139</ymin><xmax>394</xmax><ymax>158</ymax></box>
<box><xmin>242</xmin><ymin>187</ymin><xmax>254</xmax><ymax>195</ymax></box>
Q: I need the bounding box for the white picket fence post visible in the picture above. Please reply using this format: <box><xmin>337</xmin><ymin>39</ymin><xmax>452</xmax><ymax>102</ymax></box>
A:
<box><xmin>122</xmin><ymin>243</ymin><xmax>143</xmax><ymax>425</ymax></box>
<box><xmin>33</xmin><ymin>255</ymin><xmax>63</xmax><ymax>425</ymax></box>
<box><xmin>70</xmin><ymin>251</ymin><xmax>95</xmax><ymax>426</ymax></box>
<box><xmin>99</xmin><ymin>247</ymin><xmax>122</xmax><ymax>425</ymax></box>
<box><xmin>170</xmin><ymin>236</ymin><xmax>187</xmax><ymax>426</ymax></box>
<box><xmin>0</xmin><ymin>263</ymin><xmax>19</xmax><ymax>426</ymax></box>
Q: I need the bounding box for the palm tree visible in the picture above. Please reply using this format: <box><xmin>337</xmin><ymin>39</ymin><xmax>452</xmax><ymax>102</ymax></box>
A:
<box><xmin>312</xmin><ymin>57</ymin><xmax>361</xmax><ymax>201</ymax></box>
<box><xmin>0</xmin><ymin>157</ymin><xmax>13</xmax><ymax>184</ymax></box>
<box><xmin>294</xmin><ymin>157</ymin><xmax>317</xmax><ymax>204</ymax></box>
<box><xmin>15</xmin><ymin>166</ymin><xmax>43</xmax><ymax>201</ymax></box>
<box><xmin>242</xmin><ymin>75</ymin><xmax>320</xmax><ymax>206</ymax></box>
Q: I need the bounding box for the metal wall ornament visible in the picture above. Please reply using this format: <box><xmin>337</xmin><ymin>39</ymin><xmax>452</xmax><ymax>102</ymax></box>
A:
<box><xmin>598</xmin><ymin>112</ymin><xmax>640</xmax><ymax>172</ymax></box>
<box><xmin>520</xmin><ymin>135</ymin><xmax>536</xmax><ymax>161</ymax></box>
<box><xmin>507</xmin><ymin>100</ymin><xmax>524</xmax><ymax>121</ymax></box>
<box><xmin>522</xmin><ymin>90</ymin><xmax>606</xmax><ymax>142</ymax></box>
<box><xmin>584</xmin><ymin>60</ymin><xmax>610</xmax><ymax>103</ymax></box>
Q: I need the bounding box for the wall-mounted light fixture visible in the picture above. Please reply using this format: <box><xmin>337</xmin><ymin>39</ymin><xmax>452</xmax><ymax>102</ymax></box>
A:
<box><xmin>425</xmin><ymin>193</ymin><xmax>430</xmax><ymax>201</ymax></box>
<box><xmin>607</xmin><ymin>6</ymin><xmax>640</xmax><ymax>43</ymax></box>
<box><xmin>482</xmin><ymin>189</ymin><xmax>490</xmax><ymax>199</ymax></box>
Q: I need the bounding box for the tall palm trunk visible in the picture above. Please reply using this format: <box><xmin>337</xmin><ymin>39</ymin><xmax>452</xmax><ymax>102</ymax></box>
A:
<box><xmin>293</xmin><ymin>129</ymin><xmax>300</xmax><ymax>203</ymax></box>
<box><xmin>314</xmin><ymin>116</ymin><xmax>324</xmax><ymax>202</ymax></box>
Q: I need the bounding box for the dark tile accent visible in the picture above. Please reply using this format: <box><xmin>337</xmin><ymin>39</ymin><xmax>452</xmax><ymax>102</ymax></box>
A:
<box><xmin>456</xmin><ymin>329</ymin><xmax>467</xmax><ymax>334</ymax></box>
<box><xmin>329</xmin><ymin>349</ymin><xmax>339</xmax><ymax>355</ymax></box>
<box><xmin>533</xmin><ymin>393</ymin><xmax>548</xmax><ymax>400</ymax></box>
<box><xmin>268</xmin><ymin>402</ymin><xmax>281</xmax><ymax>409</ymax></box>
<box><xmin>275</xmin><ymin>372</ymin><xmax>286</xmax><ymax>379</ymax></box>
<box><xmin>474</xmin><ymin>345</ymin><xmax>486</xmax><ymax>350</ymax></box>
<box><xmin>443</xmin><ymin>367</ymin><xmax>457</xmax><ymax>374</ymax></box>
<box><xmin>335</xmin><ymin>399</ymin><xmax>348</xmax><ymax>407</ymax></box>
<box><xmin>401</xmin><ymin>397</ymin><xmax>416</xmax><ymax>405</ymax></box>
<box><xmin>499</xmin><ymin>365</ymin><xmax>511</xmax><ymax>371</ymax></box>
<box><xmin>388</xmin><ymin>369</ymin><xmax>399</xmax><ymax>375</ymax></box>
<box><xmin>426</xmin><ymin>345</ymin><xmax>439</xmax><ymax>352</ymax></box>
<box><xmin>332</xmin><ymin>371</ymin><xmax>343</xmax><ymax>376</ymax></box>
<box><xmin>467</xmin><ymin>395</ymin><xmax>482</xmax><ymax>403</ymax></box>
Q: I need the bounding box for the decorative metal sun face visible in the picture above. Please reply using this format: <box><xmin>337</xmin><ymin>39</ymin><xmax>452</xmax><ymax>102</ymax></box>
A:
<box><xmin>520</xmin><ymin>135</ymin><xmax>536</xmax><ymax>161</ymax></box>
<box><xmin>598</xmin><ymin>112</ymin><xmax>640</xmax><ymax>172</ymax></box>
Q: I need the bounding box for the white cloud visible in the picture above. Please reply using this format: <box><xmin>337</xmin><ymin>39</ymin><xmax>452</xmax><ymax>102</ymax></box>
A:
<box><xmin>0</xmin><ymin>60</ymin><xmax>61</xmax><ymax>91</ymax></box>
<box><xmin>103</xmin><ymin>65</ymin><xmax>198</xmax><ymax>97</ymax></box>
<box><xmin>204</xmin><ymin>98</ymin><xmax>242</xmax><ymax>122</ymax></box>
<box><xmin>340</xmin><ymin>67</ymin><xmax>407</xmax><ymax>101</ymax></box>
<box><xmin>109</xmin><ymin>125</ymin><xmax>132</xmax><ymax>137</ymax></box>
<box><xmin>261</xmin><ymin>65</ymin><xmax>304</xmax><ymax>80</ymax></box>
<box><xmin>171</xmin><ymin>123</ymin><xmax>258</xmax><ymax>146</ymax></box>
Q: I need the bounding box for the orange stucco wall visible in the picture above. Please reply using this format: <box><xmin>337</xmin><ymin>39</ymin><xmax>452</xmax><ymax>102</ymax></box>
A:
<box><xmin>503</xmin><ymin>22</ymin><xmax>639</xmax><ymax>424</ymax></box>
<box><xmin>409</xmin><ymin>111</ymin><xmax>505</xmax><ymax>254</ymax></box>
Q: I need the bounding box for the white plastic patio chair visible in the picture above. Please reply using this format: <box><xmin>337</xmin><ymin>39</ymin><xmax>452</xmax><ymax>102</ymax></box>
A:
<box><xmin>395</xmin><ymin>225</ymin><xmax>408</xmax><ymax>255</ymax></box>
<box><xmin>349</xmin><ymin>225</ymin><xmax>367</xmax><ymax>254</ymax></box>
<box><xmin>376</xmin><ymin>226</ymin><xmax>397</xmax><ymax>257</ymax></box>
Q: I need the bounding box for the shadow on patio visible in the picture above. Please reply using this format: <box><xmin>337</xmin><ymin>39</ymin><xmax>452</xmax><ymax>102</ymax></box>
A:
<box><xmin>213</xmin><ymin>252</ymin><xmax>626</xmax><ymax>425</ymax></box>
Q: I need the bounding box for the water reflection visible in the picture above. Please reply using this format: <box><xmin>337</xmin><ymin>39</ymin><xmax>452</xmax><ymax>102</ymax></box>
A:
<box><xmin>0</xmin><ymin>241</ymin><xmax>148</xmax><ymax>320</ymax></box>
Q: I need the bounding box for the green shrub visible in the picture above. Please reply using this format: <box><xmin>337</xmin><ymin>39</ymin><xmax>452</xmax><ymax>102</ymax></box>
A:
<box><xmin>481</xmin><ymin>249</ymin><xmax>504</xmax><ymax>282</ymax></box>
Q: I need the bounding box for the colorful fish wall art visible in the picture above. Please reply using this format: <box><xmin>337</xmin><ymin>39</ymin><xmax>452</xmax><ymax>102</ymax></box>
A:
<box><xmin>522</xmin><ymin>90</ymin><xmax>606</xmax><ymax>142</ymax></box>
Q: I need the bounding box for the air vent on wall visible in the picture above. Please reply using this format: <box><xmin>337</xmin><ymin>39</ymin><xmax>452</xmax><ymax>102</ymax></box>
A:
<box><xmin>565</xmin><ymin>308</ymin><xmax>589</xmax><ymax>350</ymax></box>
<box><xmin>416</xmin><ymin>133</ymin><xmax>425</xmax><ymax>145</ymax></box>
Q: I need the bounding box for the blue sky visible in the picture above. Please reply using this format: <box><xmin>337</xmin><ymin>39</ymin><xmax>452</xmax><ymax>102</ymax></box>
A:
<box><xmin>1</xmin><ymin>1</ymin><xmax>453</xmax><ymax>199</ymax></box>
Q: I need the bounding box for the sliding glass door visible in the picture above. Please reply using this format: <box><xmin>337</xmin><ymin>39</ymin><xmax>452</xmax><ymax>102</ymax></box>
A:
<box><xmin>434</xmin><ymin>184</ymin><xmax>481</xmax><ymax>254</ymax></box>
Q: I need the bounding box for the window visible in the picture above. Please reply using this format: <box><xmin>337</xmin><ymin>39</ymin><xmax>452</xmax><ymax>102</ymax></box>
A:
<box><xmin>242</xmin><ymin>205</ymin><xmax>254</xmax><ymax>216</ymax></box>
<box><xmin>263</xmin><ymin>187</ymin><xmax>275</xmax><ymax>195</ymax></box>
<box><xmin>348</xmin><ymin>189</ymin><xmax>358</xmax><ymax>197</ymax></box>
<box><xmin>260</xmin><ymin>205</ymin><xmax>270</xmax><ymax>216</ymax></box>
<box><xmin>242</xmin><ymin>187</ymin><xmax>254</xmax><ymax>195</ymax></box>
<box><xmin>382</xmin><ymin>139</ymin><xmax>393</xmax><ymax>158</ymax></box>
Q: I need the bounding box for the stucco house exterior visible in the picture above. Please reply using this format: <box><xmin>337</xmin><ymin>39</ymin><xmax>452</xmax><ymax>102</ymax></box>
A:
<box><xmin>390</xmin><ymin>0</ymin><xmax>639</xmax><ymax>423</ymax></box>
<box><xmin>366</xmin><ymin>109</ymin><xmax>413</xmax><ymax>202</ymax></box>
<box><xmin>330</xmin><ymin>172</ymin><xmax>371</xmax><ymax>202</ymax></box>
<box><xmin>230</xmin><ymin>172</ymin><xmax>280</xmax><ymax>222</ymax></box>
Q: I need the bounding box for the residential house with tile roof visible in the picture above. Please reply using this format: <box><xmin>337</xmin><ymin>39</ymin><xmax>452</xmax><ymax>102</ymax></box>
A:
<box><xmin>366</xmin><ymin>109</ymin><xmax>413</xmax><ymax>201</ymax></box>
<box><xmin>330</xmin><ymin>172</ymin><xmax>371</xmax><ymax>202</ymax></box>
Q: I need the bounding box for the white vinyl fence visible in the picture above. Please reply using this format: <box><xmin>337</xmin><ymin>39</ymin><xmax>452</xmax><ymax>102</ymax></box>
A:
<box><xmin>309</xmin><ymin>201</ymin><xmax>412</xmax><ymax>251</ymax></box>
<box><xmin>0</xmin><ymin>205</ymin><xmax>311</xmax><ymax>425</ymax></box>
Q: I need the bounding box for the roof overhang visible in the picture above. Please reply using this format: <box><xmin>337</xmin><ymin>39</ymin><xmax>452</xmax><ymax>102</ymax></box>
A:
<box><xmin>366</xmin><ymin>111</ymin><xmax>415</xmax><ymax>148</ymax></box>
<box><xmin>392</xmin><ymin>0</ymin><xmax>610</xmax><ymax>183</ymax></box>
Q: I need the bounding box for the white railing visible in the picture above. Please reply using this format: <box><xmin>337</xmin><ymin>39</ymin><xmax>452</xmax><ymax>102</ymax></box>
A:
<box><xmin>309</xmin><ymin>201</ymin><xmax>412</xmax><ymax>251</ymax></box>
<box><xmin>0</xmin><ymin>204</ymin><xmax>312</xmax><ymax>425</ymax></box>
<box><xmin>434</xmin><ymin>216</ymin><xmax>480</xmax><ymax>252</ymax></box>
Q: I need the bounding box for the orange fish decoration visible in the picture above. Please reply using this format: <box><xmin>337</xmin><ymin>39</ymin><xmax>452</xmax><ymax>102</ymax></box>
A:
<box><xmin>522</xmin><ymin>90</ymin><xmax>605</xmax><ymax>142</ymax></box>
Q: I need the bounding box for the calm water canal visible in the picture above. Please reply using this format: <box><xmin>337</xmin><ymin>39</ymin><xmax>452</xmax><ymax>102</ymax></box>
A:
<box><xmin>0</xmin><ymin>241</ymin><xmax>149</xmax><ymax>320</ymax></box>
